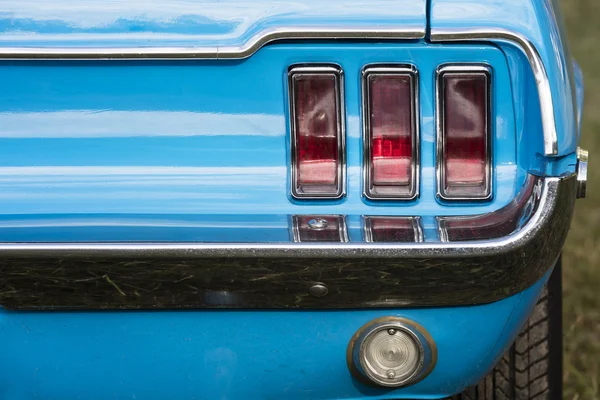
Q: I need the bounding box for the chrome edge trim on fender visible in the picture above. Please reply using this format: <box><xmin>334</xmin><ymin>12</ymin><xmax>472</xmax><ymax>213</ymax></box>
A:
<box><xmin>0</xmin><ymin>175</ymin><xmax>576</xmax><ymax>310</ymax></box>
<box><xmin>430</xmin><ymin>28</ymin><xmax>559</xmax><ymax>156</ymax></box>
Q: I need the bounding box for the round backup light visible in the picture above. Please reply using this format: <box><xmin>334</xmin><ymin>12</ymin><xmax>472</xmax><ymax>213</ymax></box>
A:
<box><xmin>347</xmin><ymin>317</ymin><xmax>436</xmax><ymax>388</ymax></box>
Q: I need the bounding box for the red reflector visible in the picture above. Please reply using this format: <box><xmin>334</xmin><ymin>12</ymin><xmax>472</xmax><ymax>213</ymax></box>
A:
<box><xmin>363</xmin><ymin>66</ymin><xmax>418</xmax><ymax>200</ymax></box>
<box><xmin>437</xmin><ymin>66</ymin><xmax>491</xmax><ymax>200</ymax></box>
<box><xmin>364</xmin><ymin>216</ymin><xmax>423</xmax><ymax>243</ymax></box>
<box><xmin>289</xmin><ymin>66</ymin><xmax>344</xmax><ymax>199</ymax></box>
<box><xmin>292</xmin><ymin>215</ymin><xmax>348</xmax><ymax>242</ymax></box>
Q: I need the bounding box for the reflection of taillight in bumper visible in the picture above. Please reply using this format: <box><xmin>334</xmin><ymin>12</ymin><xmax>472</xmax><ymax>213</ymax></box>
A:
<box><xmin>288</xmin><ymin>65</ymin><xmax>345</xmax><ymax>199</ymax></box>
<box><xmin>363</xmin><ymin>66</ymin><xmax>419</xmax><ymax>200</ymax></box>
<box><xmin>363</xmin><ymin>216</ymin><xmax>423</xmax><ymax>243</ymax></box>
<box><xmin>436</xmin><ymin>65</ymin><xmax>492</xmax><ymax>200</ymax></box>
<box><xmin>438</xmin><ymin>175</ymin><xmax>542</xmax><ymax>242</ymax></box>
<box><xmin>292</xmin><ymin>215</ymin><xmax>348</xmax><ymax>242</ymax></box>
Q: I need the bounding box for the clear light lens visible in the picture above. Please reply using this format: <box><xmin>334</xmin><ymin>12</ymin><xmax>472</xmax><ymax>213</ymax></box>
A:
<box><xmin>365</xmin><ymin>70</ymin><xmax>416</xmax><ymax>198</ymax></box>
<box><xmin>290</xmin><ymin>68</ymin><xmax>342</xmax><ymax>198</ymax></box>
<box><xmin>361</xmin><ymin>328</ymin><xmax>421</xmax><ymax>385</ymax></box>
<box><xmin>440</xmin><ymin>70</ymin><xmax>490</xmax><ymax>199</ymax></box>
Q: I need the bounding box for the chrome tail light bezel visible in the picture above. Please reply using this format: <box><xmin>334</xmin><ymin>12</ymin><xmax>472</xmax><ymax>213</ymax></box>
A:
<box><xmin>288</xmin><ymin>64</ymin><xmax>346</xmax><ymax>200</ymax></box>
<box><xmin>362</xmin><ymin>65</ymin><xmax>420</xmax><ymax>201</ymax></box>
<box><xmin>435</xmin><ymin>64</ymin><xmax>493</xmax><ymax>201</ymax></box>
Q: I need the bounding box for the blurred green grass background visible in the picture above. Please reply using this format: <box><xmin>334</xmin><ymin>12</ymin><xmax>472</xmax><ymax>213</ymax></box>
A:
<box><xmin>561</xmin><ymin>0</ymin><xmax>600</xmax><ymax>398</ymax></box>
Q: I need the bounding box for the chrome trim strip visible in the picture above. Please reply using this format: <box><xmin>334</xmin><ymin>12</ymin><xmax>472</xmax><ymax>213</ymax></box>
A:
<box><xmin>0</xmin><ymin>175</ymin><xmax>576</xmax><ymax>309</ymax></box>
<box><xmin>0</xmin><ymin>27</ymin><xmax>425</xmax><ymax>60</ymax></box>
<box><xmin>362</xmin><ymin>65</ymin><xmax>420</xmax><ymax>200</ymax></box>
<box><xmin>430</xmin><ymin>28</ymin><xmax>559</xmax><ymax>156</ymax></box>
<box><xmin>288</xmin><ymin>64</ymin><xmax>346</xmax><ymax>199</ymax></box>
<box><xmin>435</xmin><ymin>64</ymin><xmax>493</xmax><ymax>201</ymax></box>
<box><xmin>363</xmin><ymin>216</ymin><xmax>423</xmax><ymax>243</ymax></box>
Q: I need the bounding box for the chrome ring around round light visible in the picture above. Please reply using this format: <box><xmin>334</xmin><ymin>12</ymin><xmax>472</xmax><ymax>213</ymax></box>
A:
<box><xmin>347</xmin><ymin>317</ymin><xmax>437</xmax><ymax>388</ymax></box>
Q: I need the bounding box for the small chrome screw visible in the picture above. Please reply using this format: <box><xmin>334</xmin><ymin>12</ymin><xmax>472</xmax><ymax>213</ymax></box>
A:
<box><xmin>387</xmin><ymin>371</ymin><xmax>396</xmax><ymax>379</ymax></box>
<box><xmin>388</xmin><ymin>328</ymin><xmax>396</xmax><ymax>335</ymax></box>
<box><xmin>308</xmin><ymin>218</ymin><xmax>328</xmax><ymax>230</ymax></box>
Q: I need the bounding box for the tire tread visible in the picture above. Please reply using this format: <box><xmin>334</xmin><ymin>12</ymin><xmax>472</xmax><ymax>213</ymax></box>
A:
<box><xmin>448</xmin><ymin>260</ymin><xmax>562</xmax><ymax>400</ymax></box>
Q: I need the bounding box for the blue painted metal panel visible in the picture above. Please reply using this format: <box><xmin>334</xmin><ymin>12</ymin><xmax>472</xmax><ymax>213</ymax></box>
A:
<box><xmin>0</xmin><ymin>0</ymin><xmax>426</xmax><ymax>48</ymax></box>
<box><xmin>430</xmin><ymin>0</ymin><xmax>578</xmax><ymax>158</ymax></box>
<box><xmin>0</xmin><ymin>44</ymin><xmax>522</xmax><ymax>240</ymax></box>
<box><xmin>0</xmin><ymin>271</ymin><xmax>550</xmax><ymax>399</ymax></box>
<box><xmin>573</xmin><ymin>59</ymin><xmax>584</xmax><ymax>140</ymax></box>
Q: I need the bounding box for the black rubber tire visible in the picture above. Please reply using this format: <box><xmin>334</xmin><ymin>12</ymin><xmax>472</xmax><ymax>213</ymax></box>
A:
<box><xmin>450</xmin><ymin>258</ymin><xmax>563</xmax><ymax>400</ymax></box>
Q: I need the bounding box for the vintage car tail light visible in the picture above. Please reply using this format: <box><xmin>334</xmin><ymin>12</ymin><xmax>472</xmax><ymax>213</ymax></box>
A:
<box><xmin>289</xmin><ymin>65</ymin><xmax>345</xmax><ymax>199</ymax></box>
<box><xmin>364</xmin><ymin>216</ymin><xmax>423</xmax><ymax>243</ymax></box>
<box><xmin>292</xmin><ymin>215</ymin><xmax>348</xmax><ymax>242</ymax></box>
<box><xmin>437</xmin><ymin>65</ymin><xmax>492</xmax><ymax>200</ymax></box>
<box><xmin>347</xmin><ymin>317</ymin><xmax>436</xmax><ymax>388</ymax></box>
<box><xmin>363</xmin><ymin>66</ymin><xmax>419</xmax><ymax>200</ymax></box>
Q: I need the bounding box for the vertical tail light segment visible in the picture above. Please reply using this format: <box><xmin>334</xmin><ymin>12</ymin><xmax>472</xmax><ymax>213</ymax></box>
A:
<box><xmin>363</xmin><ymin>66</ymin><xmax>419</xmax><ymax>200</ymax></box>
<box><xmin>289</xmin><ymin>65</ymin><xmax>345</xmax><ymax>199</ymax></box>
<box><xmin>436</xmin><ymin>65</ymin><xmax>492</xmax><ymax>200</ymax></box>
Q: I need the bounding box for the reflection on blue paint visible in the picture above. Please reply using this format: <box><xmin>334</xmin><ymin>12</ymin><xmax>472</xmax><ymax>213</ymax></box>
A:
<box><xmin>0</xmin><ymin>0</ymin><xmax>426</xmax><ymax>47</ymax></box>
<box><xmin>0</xmin><ymin>44</ymin><xmax>523</xmax><ymax>220</ymax></box>
<box><xmin>0</xmin><ymin>270</ymin><xmax>550</xmax><ymax>399</ymax></box>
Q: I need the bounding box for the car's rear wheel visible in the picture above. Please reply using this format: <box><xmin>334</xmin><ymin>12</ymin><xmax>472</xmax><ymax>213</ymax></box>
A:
<box><xmin>451</xmin><ymin>258</ymin><xmax>563</xmax><ymax>400</ymax></box>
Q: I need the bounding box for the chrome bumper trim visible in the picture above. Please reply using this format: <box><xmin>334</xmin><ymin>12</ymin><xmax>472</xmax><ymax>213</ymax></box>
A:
<box><xmin>0</xmin><ymin>175</ymin><xmax>576</xmax><ymax>310</ymax></box>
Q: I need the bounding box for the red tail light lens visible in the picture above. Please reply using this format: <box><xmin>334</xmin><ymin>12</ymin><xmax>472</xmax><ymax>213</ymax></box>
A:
<box><xmin>364</xmin><ymin>216</ymin><xmax>423</xmax><ymax>243</ymax></box>
<box><xmin>289</xmin><ymin>66</ymin><xmax>344</xmax><ymax>199</ymax></box>
<box><xmin>292</xmin><ymin>215</ymin><xmax>348</xmax><ymax>242</ymax></box>
<box><xmin>437</xmin><ymin>65</ymin><xmax>491</xmax><ymax>200</ymax></box>
<box><xmin>363</xmin><ymin>66</ymin><xmax>419</xmax><ymax>200</ymax></box>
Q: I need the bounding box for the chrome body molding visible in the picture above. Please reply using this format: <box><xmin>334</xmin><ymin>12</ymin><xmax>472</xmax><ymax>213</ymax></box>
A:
<box><xmin>0</xmin><ymin>27</ymin><xmax>424</xmax><ymax>60</ymax></box>
<box><xmin>0</xmin><ymin>175</ymin><xmax>576</xmax><ymax>310</ymax></box>
<box><xmin>430</xmin><ymin>28</ymin><xmax>559</xmax><ymax>156</ymax></box>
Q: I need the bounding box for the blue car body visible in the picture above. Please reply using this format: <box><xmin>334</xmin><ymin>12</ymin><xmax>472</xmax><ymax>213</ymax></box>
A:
<box><xmin>0</xmin><ymin>0</ymin><xmax>583</xmax><ymax>398</ymax></box>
